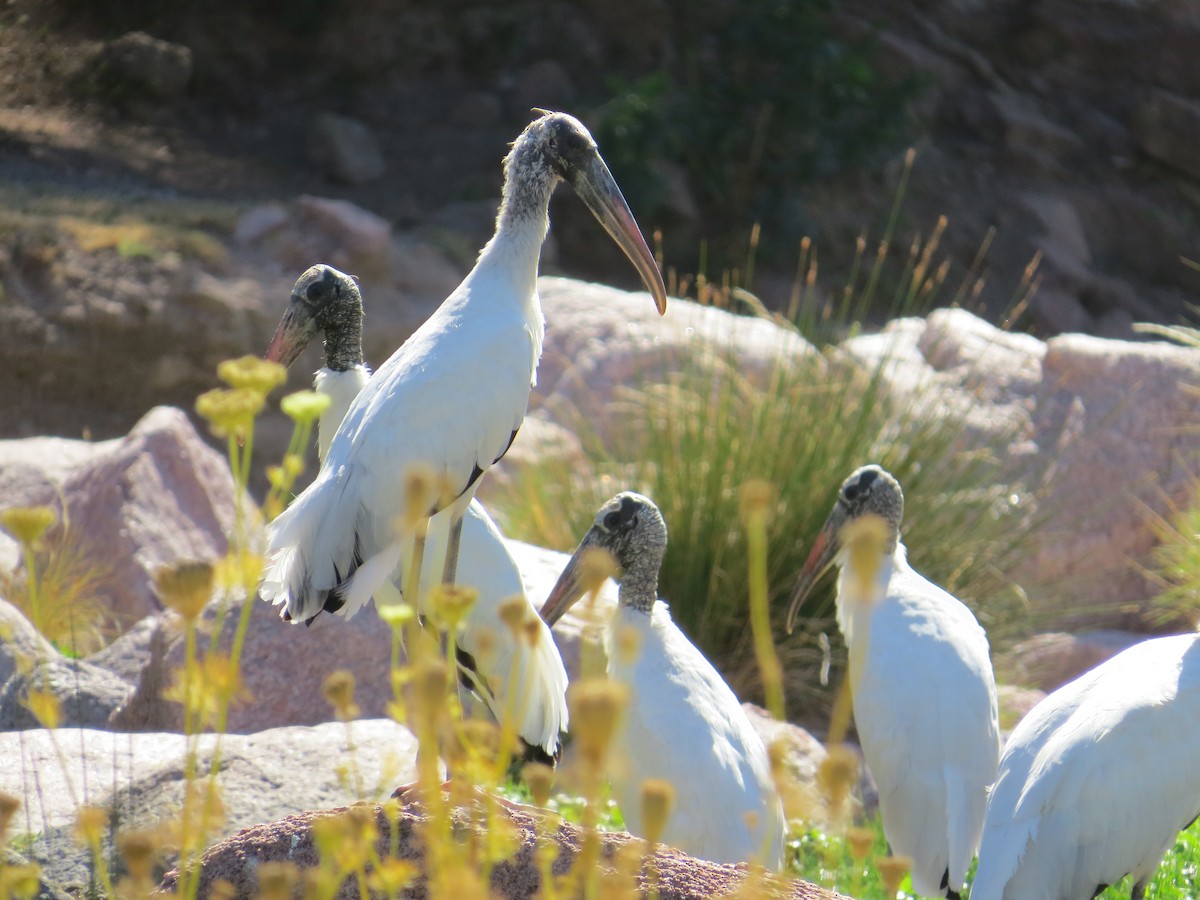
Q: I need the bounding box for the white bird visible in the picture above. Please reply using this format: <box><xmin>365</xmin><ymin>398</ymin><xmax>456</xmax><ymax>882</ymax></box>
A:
<box><xmin>972</xmin><ymin>632</ymin><xmax>1200</xmax><ymax>900</ymax></box>
<box><xmin>786</xmin><ymin>464</ymin><xmax>1001</xmax><ymax>899</ymax></box>
<box><xmin>263</xmin><ymin>263</ymin><xmax>570</xmax><ymax>760</ymax></box>
<box><xmin>258</xmin><ymin>113</ymin><xmax>666</xmax><ymax>752</ymax></box>
<box><xmin>540</xmin><ymin>492</ymin><xmax>786</xmax><ymax>869</ymax></box>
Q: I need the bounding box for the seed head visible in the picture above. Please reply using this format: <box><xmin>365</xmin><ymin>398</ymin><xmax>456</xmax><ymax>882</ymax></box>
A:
<box><xmin>640</xmin><ymin>778</ymin><xmax>674</xmax><ymax>846</ymax></box>
<box><xmin>376</xmin><ymin>600</ymin><xmax>415</xmax><ymax>632</ymax></box>
<box><xmin>195</xmin><ymin>387</ymin><xmax>265</xmax><ymax>439</ymax></box>
<box><xmin>257</xmin><ymin>860</ymin><xmax>300</xmax><ymax>900</ymax></box>
<box><xmin>117</xmin><ymin>828</ymin><xmax>158</xmax><ymax>881</ymax></box>
<box><xmin>613</xmin><ymin>622</ymin><xmax>642</xmax><ymax>667</ymax></box>
<box><xmin>0</xmin><ymin>506</ymin><xmax>57</xmax><ymax>549</ymax></box>
<box><xmin>73</xmin><ymin>805</ymin><xmax>108</xmax><ymax>848</ymax></box>
<box><xmin>368</xmin><ymin>859</ymin><xmax>418</xmax><ymax>895</ymax></box>
<box><xmin>280</xmin><ymin>389</ymin><xmax>332</xmax><ymax>424</ymax></box>
<box><xmin>846</xmin><ymin>826</ymin><xmax>874</xmax><ymax>861</ymax></box>
<box><xmin>816</xmin><ymin>743</ymin><xmax>860</xmax><ymax>818</ymax></box>
<box><xmin>523</xmin><ymin>762</ymin><xmax>555</xmax><ymax>808</ymax></box>
<box><xmin>496</xmin><ymin>596</ymin><xmax>527</xmax><ymax>635</ymax></box>
<box><xmin>430</xmin><ymin>583</ymin><xmax>478</xmax><ymax>633</ymax></box>
<box><xmin>400</xmin><ymin>464</ymin><xmax>437</xmax><ymax>532</ymax></box>
<box><xmin>577</xmin><ymin>546</ymin><xmax>618</xmax><ymax>597</ymax></box>
<box><xmin>567</xmin><ymin>679</ymin><xmax>629</xmax><ymax>768</ymax></box>
<box><xmin>154</xmin><ymin>561</ymin><xmax>214</xmax><ymax>621</ymax></box>
<box><xmin>217</xmin><ymin>356</ymin><xmax>287</xmax><ymax>395</ymax></box>
<box><xmin>877</xmin><ymin>854</ymin><xmax>912</xmax><ymax>895</ymax></box>
<box><xmin>322</xmin><ymin>670</ymin><xmax>359</xmax><ymax>721</ymax></box>
<box><xmin>843</xmin><ymin>514</ymin><xmax>890</xmax><ymax>603</ymax></box>
<box><xmin>521</xmin><ymin>617</ymin><xmax>543</xmax><ymax>648</ymax></box>
<box><xmin>738</xmin><ymin>480</ymin><xmax>775</xmax><ymax>527</ymax></box>
<box><xmin>0</xmin><ymin>792</ymin><xmax>19</xmax><ymax>838</ymax></box>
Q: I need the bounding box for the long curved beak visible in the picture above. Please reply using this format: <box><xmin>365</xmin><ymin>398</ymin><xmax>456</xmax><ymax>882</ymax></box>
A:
<box><xmin>539</xmin><ymin>532</ymin><xmax>610</xmax><ymax>627</ymax></box>
<box><xmin>785</xmin><ymin>524</ymin><xmax>841</xmax><ymax>634</ymax></box>
<box><xmin>572</xmin><ymin>154</ymin><xmax>668</xmax><ymax>316</ymax></box>
<box><xmin>264</xmin><ymin>297</ymin><xmax>316</xmax><ymax>368</ymax></box>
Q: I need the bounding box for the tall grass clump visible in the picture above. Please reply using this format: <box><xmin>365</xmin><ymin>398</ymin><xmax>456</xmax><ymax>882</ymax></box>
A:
<box><xmin>494</xmin><ymin>196</ymin><xmax>1041</xmax><ymax>721</ymax></box>
<box><xmin>1136</xmin><ymin>322</ymin><xmax>1200</xmax><ymax>627</ymax></box>
<box><xmin>0</xmin><ymin>507</ymin><xmax>112</xmax><ymax>657</ymax></box>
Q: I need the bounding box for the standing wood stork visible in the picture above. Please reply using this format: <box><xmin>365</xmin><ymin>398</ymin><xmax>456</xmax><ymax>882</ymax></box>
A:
<box><xmin>972</xmin><ymin>632</ymin><xmax>1200</xmax><ymax>900</ymax></box>
<box><xmin>786</xmin><ymin>465</ymin><xmax>1001</xmax><ymax>898</ymax></box>
<box><xmin>263</xmin><ymin>263</ymin><xmax>569</xmax><ymax>760</ymax></box>
<box><xmin>260</xmin><ymin>111</ymin><xmax>665</xmax><ymax>744</ymax></box>
<box><xmin>540</xmin><ymin>492</ymin><xmax>786</xmax><ymax>869</ymax></box>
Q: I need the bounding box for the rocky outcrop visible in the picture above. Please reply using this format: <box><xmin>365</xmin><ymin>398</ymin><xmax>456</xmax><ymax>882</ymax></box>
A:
<box><xmin>500</xmin><ymin>282</ymin><xmax>1200</xmax><ymax>630</ymax></box>
<box><xmin>159</xmin><ymin>797</ymin><xmax>837</xmax><ymax>900</ymax></box>
<box><xmin>0</xmin><ymin>406</ymin><xmax>242</xmax><ymax>629</ymax></box>
<box><xmin>0</xmin><ymin>720</ymin><xmax>419</xmax><ymax>891</ymax></box>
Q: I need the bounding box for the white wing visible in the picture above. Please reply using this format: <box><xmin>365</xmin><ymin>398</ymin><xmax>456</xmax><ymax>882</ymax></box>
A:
<box><xmin>607</xmin><ymin>603</ymin><xmax>785</xmax><ymax>869</ymax></box>
<box><xmin>263</xmin><ymin>272</ymin><xmax>541</xmax><ymax>622</ymax></box>
<box><xmin>972</xmin><ymin>633</ymin><xmax>1200</xmax><ymax>900</ymax></box>
<box><xmin>848</xmin><ymin>557</ymin><xmax>1000</xmax><ymax>897</ymax></box>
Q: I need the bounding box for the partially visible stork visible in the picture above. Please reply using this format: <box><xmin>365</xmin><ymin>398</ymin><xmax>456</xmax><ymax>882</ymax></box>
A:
<box><xmin>263</xmin><ymin>263</ymin><xmax>570</xmax><ymax>759</ymax></box>
<box><xmin>786</xmin><ymin>465</ymin><xmax>1000</xmax><ymax>899</ymax></box>
<box><xmin>541</xmin><ymin>492</ymin><xmax>786</xmax><ymax>869</ymax></box>
<box><xmin>972</xmin><ymin>633</ymin><xmax>1200</xmax><ymax>900</ymax></box>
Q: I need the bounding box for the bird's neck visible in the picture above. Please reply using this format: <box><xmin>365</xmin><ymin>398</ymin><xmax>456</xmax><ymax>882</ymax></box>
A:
<box><xmin>314</xmin><ymin>365</ymin><xmax>370</xmax><ymax>462</ymax></box>
<box><xmin>322</xmin><ymin>314</ymin><xmax>364</xmax><ymax>373</ymax></box>
<box><xmin>836</xmin><ymin>543</ymin><xmax>902</xmax><ymax>607</ymax></box>
<box><xmin>616</xmin><ymin>559</ymin><xmax>659</xmax><ymax>615</ymax></box>
<box><xmin>835</xmin><ymin>543</ymin><xmax>903</xmax><ymax>673</ymax></box>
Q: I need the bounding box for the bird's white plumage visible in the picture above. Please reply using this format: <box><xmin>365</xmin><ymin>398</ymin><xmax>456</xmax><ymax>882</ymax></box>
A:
<box><xmin>972</xmin><ymin>632</ymin><xmax>1200</xmax><ymax>900</ymax></box>
<box><xmin>837</xmin><ymin>544</ymin><xmax>1001</xmax><ymax>897</ymax></box>
<box><xmin>313</xmin><ymin>365</ymin><xmax>370</xmax><ymax>461</ymax></box>
<box><xmin>260</xmin><ymin>217</ymin><xmax>546</xmax><ymax>624</ymax></box>
<box><xmin>278</xmin><ymin>319</ymin><xmax>566</xmax><ymax>756</ymax></box>
<box><xmin>605</xmin><ymin>602</ymin><xmax>786</xmax><ymax>869</ymax></box>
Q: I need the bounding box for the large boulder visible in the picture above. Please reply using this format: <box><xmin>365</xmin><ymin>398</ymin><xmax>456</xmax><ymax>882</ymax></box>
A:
<box><xmin>524</xmin><ymin>283</ymin><xmax>1200</xmax><ymax>629</ymax></box>
<box><xmin>0</xmin><ymin>720</ymin><xmax>419</xmax><ymax>891</ymax></box>
<box><xmin>0</xmin><ymin>598</ymin><xmax>56</xmax><ymax>689</ymax></box>
<box><xmin>0</xmin><ymin>656</ymin><xmax>131</xmax><ymax>731</ymax></box>
<box><xmin>0</xmin><ymin>406</ymin><xmax>242</xmax><ymax>629</ymax></box>
<box><xmin>159</xmin><ymin>796</ymin><xmax>837</xmax><ymax>900</ymax></box>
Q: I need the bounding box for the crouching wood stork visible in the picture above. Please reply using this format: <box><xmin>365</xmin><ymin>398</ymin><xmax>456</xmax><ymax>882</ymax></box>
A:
<box><xmin>540</xmin><ymin>492</ymin><xmax>786</xmax><ymax>869</ymax></box>
<box><xmin>786</xmin><ymin>464</ymin><xmax>1000</xmax><ymax>898</ymax></box>
<box><xmin>263</xmin><ymin>263</ymin><xmax>569</xmax><ymax>760</ymax></box>
<box><xmin>972</xmin><ymin>632</ymin><xmax>1200</xmax><ymax>900</ymax></box>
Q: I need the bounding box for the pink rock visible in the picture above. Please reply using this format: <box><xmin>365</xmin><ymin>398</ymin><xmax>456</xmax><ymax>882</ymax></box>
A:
<box><xmin>998</xmin><ymin>630</ymin><xmax>1148</xmax><ymax>693</ymax></box>
<box><xmin>110</xmin><ymin>592</ymin><xmax>397</xmax><ymax>733</ymax></box>
<box><xmin>0</xmin><ymin>406</ymin><xmax>239</xmax><ymax>628</ymax></box>
<box><xmin>295</xmin><ymin>195</ymin><xmax>392</xmax><ymax>263</ymax></box>
<box><xmin>233</xmin><ymin>204</ymin><xmax>289</xmax><ymax>244</ymax></box>
<box><xmin>160</xmin><ymin>796</ymin><xmax>837</xmax><ymax>900</ymax></box>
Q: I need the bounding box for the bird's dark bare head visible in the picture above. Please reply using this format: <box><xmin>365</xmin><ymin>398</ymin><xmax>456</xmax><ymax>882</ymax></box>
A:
<box><xmin>836</xmin><ymin>465</ymin><xmax>904</xmax><ymax>536</ymax></box>
<box><xmin>589</xmin><ymin>492</ymin><xmax>668</xmax><ymax>573</ymax></box>
<box><xmin>507</xmin><ymin>111</ymin><xmax>598</xmax><ymax>187</ymax></box>
<box><xmin>265</xmin><ymin>264</ymin><xmax>364</xmax><ymax>371</ymax></box>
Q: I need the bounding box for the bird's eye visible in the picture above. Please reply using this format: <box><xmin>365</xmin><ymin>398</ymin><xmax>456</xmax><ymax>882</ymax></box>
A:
<box><xmin>306</xmin><ymin>282</ymin><xmax>332</xmax><ymax>304</ymax></box>
<box><xmin>603</xmin><ymin>511</ymin><xmax>622</xmax><ymax>530</ymax></box>
<box><xmin>843</xmin><ymin>483</ymin><xmax>860</xmax><ymax>501</ymax></box>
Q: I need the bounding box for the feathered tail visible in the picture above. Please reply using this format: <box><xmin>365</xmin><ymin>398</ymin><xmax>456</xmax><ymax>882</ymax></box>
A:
<box><xmin>259</xmin><ymin>464</ymin><xmax>365</xmax><ymax>623</ymax></box>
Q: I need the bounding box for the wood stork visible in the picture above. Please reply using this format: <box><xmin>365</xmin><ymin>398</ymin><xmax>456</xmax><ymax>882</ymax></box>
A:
<box><xmin>972</xmin><ymin>632</ymin><xmax>1200</xmax><ymax>900</ymax></box>
<box><xmin>540</xmin><ymin>492</ymin><xmax>786</xmax><ymax>869</ymax></box>
<box><xmin>263</xmin><ymin>263</ymin><xmax>571</xmax><ymax>760</ymax></box>
<box><xmin>786</xmin><ymin>464</ymin><xmax>1001</xmax><ymax>898</ymax></box>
